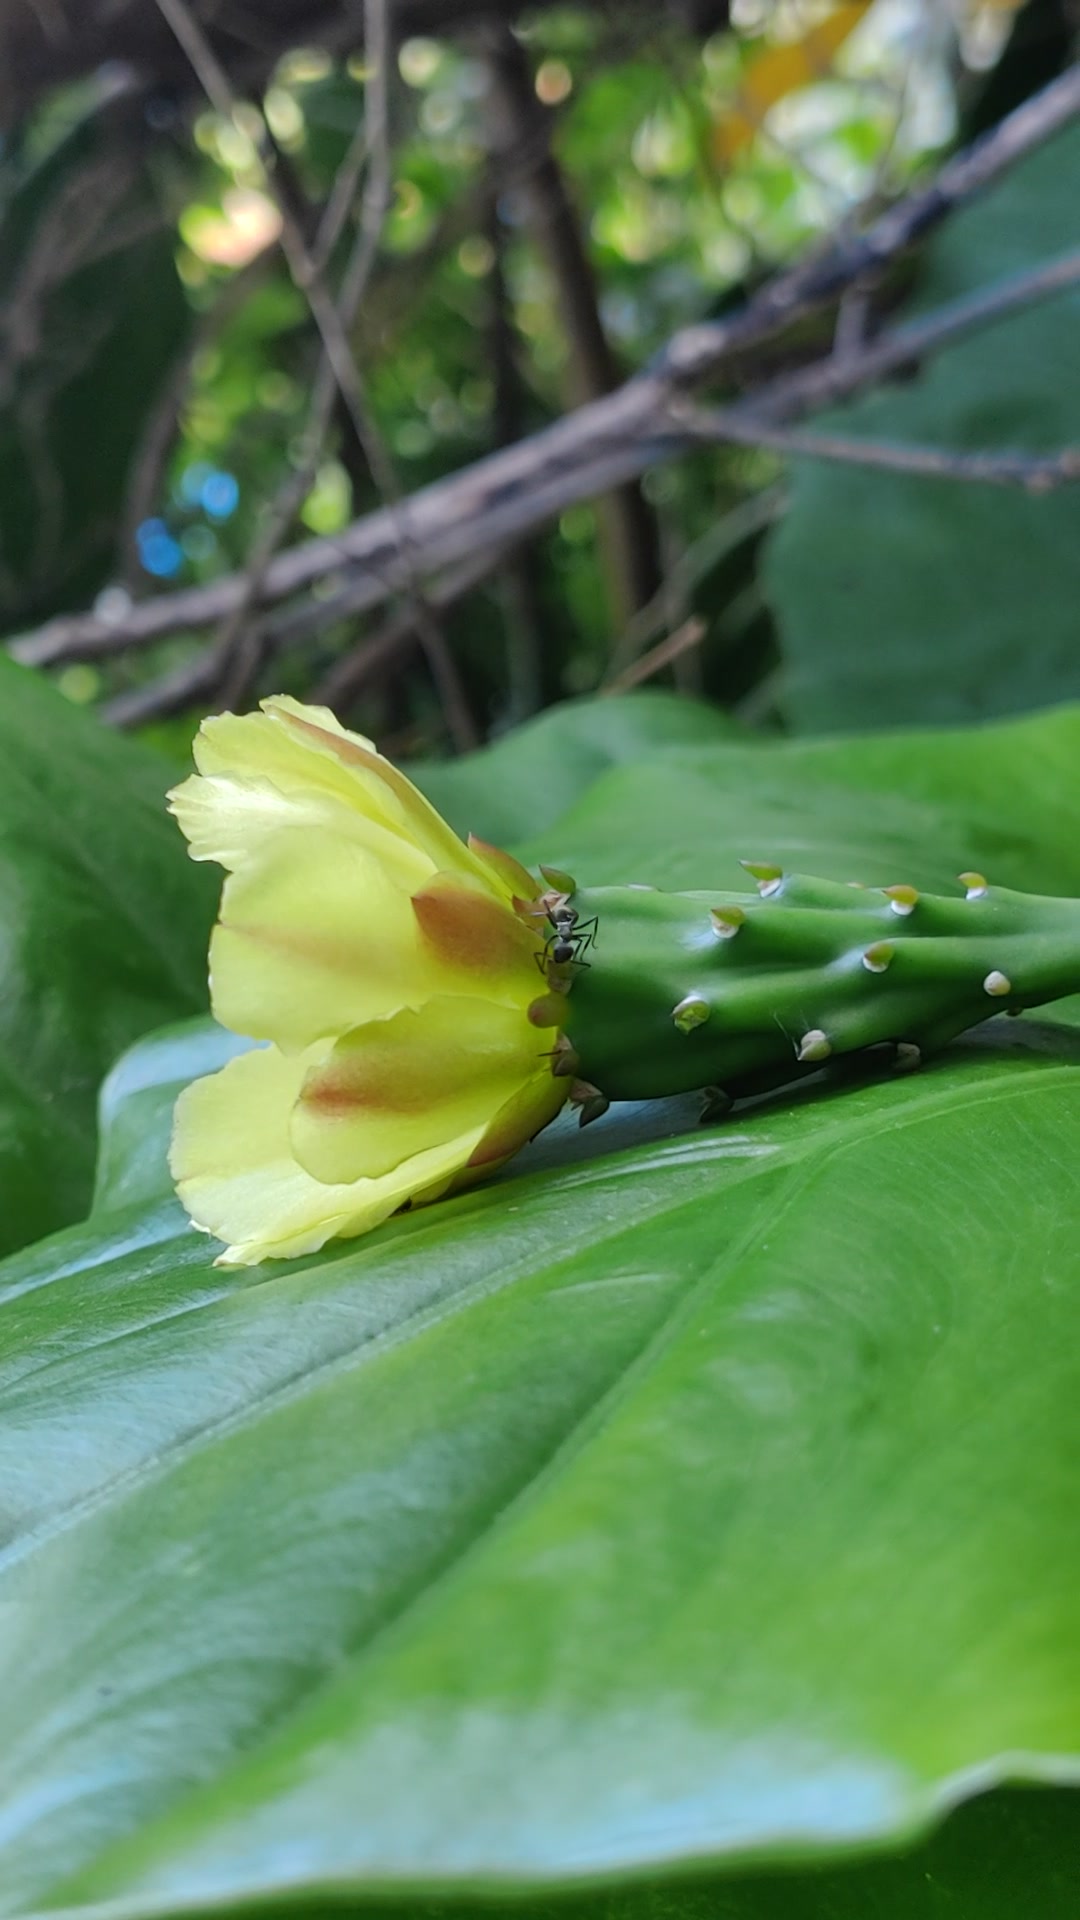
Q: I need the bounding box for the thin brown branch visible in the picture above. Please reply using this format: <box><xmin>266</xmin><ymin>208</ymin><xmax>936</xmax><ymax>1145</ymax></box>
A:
<box><xmin>668</xmin><ymin>404</ymin><xmax>1080</xmax><ymax>493</ymax></box>
<box><xmin>12</xmin><ymin>67</ymin><xmax>1080</xmax><ymax>674</ymax></box>
<box><xmin>150</xmin><ymin>0</ymin><xmax>477</xmax><ymax>748</ymax></box>
<box><xmin>150</xmin><ymin>0</ymin><xmax>392</xmax><ymax>707</ymax></box>
<box><xmin>603</xmin><ymin>616</ymin><xmax>707</xmax><ymax>692</ymax></box>
<box><xmin>0</xmin><ymin>3</ymin><xmax>667</xmax><ymax>133</ymax></box>
<box><xmin>602</xmin><ymin>486</ymin><xmax>785</xmax><ymax>686</ymax></box>
<box><xmin>309</xmin><ymin>547</ymin><xmax>506</xmax><ymax>712</ymax></box>
<box><xmin>104</xmin><ymin>547</ymin><xmax>504</xmax><ymax>728</ymax></box>
<box><xmin>31</xmin><ymin>249</ymin><xmax>1076</xmax><ymax>671</ymax></box>
<box><xmin>102</xmin><ymin>638</ymin><xmax>231</xmax><ymax>729</ymax></box>
<box><xmin>655</xmin><ymin>60</ymin><xmax>1080</xmax><ymax>389</ymax></box>
<box><xmin>487</xmin><ymin>193</ymin><xmax>549</xmax><ymax>721</ymax></box>
<box><xmin>481</xmin><ymin>21</ymin><xmax>661</xmax><ymax>625</ymax></box>
<box><xmin>312</xmin><ymin>112</ymin><xmax>372</xmax><ymax>273</ymax></box>
<box><xmin>119</xmin><ymin>256</ymin><xmax>270</xmax><ymax>578</ymax></box>
<box><xmin>744</xmin><ymin>248</ymin><xmax>1080</xmax><ymax>427</ymax></box>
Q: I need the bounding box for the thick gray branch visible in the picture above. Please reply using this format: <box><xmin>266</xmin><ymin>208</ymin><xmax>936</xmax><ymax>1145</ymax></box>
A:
<box><xmin>11</xmin><ymin>65</ymin><xmax>1080</xmax><ymax>671</ymax></box>
<box><xmin>0</xmin><ymin>1</ymin><xmax>643</xmax><ymax>128</ymax></box>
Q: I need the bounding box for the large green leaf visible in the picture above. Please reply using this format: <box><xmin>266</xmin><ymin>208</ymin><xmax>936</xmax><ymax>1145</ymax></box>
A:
<box><xmin>525</xmin><ymin>700</ymin><xmax>1080</xmax><ymax>895</ymax></box>
<box><xmin>0</xmin><ymin>658</ymin><xmax>215</xmax><ymax>1254</ymax></box>
<box><xmin>3</xmin><ymin>1013</ymin><xmax>1080</xmax><ymax>1917</ymax></box>
<box><xmin>3</xmin><ymin>699</ymin><xmax>1080</xmax><ymax>1918</ymax></box>
<box><xmin>409</xmin><ymin>691</ymin><xmax>737</xmax><ymax>845</ymax></box>
<box><xmin>764</xmin><ymin>122</ymin><xmax>1080</xmax><ymax>730</ymax></box>
<box><xmin>61</xmin><ymin>1787</ymin><xmax>1073</xmax><ymax>1920</ymax></box>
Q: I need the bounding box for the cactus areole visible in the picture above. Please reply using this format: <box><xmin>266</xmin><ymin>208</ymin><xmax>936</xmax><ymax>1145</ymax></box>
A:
<box><xmin>528</xmin><ymin>869</ymin><xmax>1080</xmax><ymax>1114</ymax></box>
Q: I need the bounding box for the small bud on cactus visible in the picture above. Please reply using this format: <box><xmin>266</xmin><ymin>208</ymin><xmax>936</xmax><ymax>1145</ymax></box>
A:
<box><xmin>797</xmin><ymin>1030</ymin><xmax>832</xmax><ymax>1063</ymax></box>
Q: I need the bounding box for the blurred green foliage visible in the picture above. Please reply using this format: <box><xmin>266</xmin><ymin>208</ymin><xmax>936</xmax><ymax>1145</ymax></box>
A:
<box><xmin>6</xmin><ymin>0</ymin><xmax>1045</xmax><ymax>754</ymax></box>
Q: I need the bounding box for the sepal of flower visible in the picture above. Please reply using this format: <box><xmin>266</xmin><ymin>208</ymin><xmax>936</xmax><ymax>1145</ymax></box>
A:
<box><xmin>168</xmin><ymin>696</ymin><xmax>567</xmax><ymax>1266</ymax></box>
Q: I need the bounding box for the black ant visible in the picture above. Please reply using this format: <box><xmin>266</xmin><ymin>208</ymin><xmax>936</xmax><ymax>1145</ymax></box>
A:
<box><xmin>536</xmin><ymin>898</ymin><xmax>598</xmax><ymax>973</ymax></box>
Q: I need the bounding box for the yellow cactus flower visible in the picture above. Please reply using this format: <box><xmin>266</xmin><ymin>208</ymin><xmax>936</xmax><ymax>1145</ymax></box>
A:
<box><xmin>167</xmin><ymin>696</ymin><xmax>568</xmax><ymax>1266</ymax></box>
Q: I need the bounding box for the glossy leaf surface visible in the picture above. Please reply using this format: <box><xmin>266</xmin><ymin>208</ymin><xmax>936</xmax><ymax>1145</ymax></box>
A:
<box><xmin>2</xmin><ymin>698</ymin><xmax>1080</xmax><ymax>1917</ymax></box>
<box><xmin>0</xmin><ymin>658</ymin><xmax>215</xmax><ymax>1254</ymax></box>
<box><xmin>520</xmin><ymin>700</ymin><xmax>1080</xmax><ymax>895</ymax></box>
<box><xmin>128</xmin><ymin>1787</ymin><xmax>1078</xmax><ymax>1920</ymax></box>
<box><xmin>409</xmin><ymin>691</ymin><xmax>737</xmax><ymax>845</ymax></box>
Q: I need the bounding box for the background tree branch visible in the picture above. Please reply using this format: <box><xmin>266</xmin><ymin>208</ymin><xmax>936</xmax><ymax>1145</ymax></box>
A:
<box><xmin>0</xmin><ymin>0</ymin><xmax>696</xmax><ymax>130</ymax></box>
<box><xmin>12</xmin><ymin>56</ymin><xmax>1080</xmax><ymax>682</ymax></box>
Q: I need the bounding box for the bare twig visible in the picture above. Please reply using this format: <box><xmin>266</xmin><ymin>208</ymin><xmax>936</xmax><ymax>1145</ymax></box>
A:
<box><xmin>312</xmin><ymin>113</ymin><xmax>372</xmax><ymax>273</ymax></box>
<box><xmin>654</xmin><ymin>60</ymin><xmax>1080</xmax><ymax>389</ymax></box>
<box><xmin>104</xmin><ymin>546</ymin><xmax>505</xmax><ymax>727</ymax></box>
<box><xmin>13</xmin><ymin>66</ymin><xmax>1080</xmax><ymax>674</ymax></box>
<box><xmin>603</xmin><ymin>616</ymin><xmax>707</xmax><ymax>693</ymax></box>
<box><xmin>119</xmin><ymin>256</ymin><xmax>270</xmax><ymax>577</ymax></box>
<box><xmin>18</xmin><ymin>245</ymin><xmax>1079</xmax><ymax>677</ymax></box>
<box><xmin>745</xmin><ymin>248</ymin><xmax>1080</xmax><ymax>427</ymax></box>
<box><xmin>152</xmin><ymin>0</ymin><xmax>389</xmax><ymax>421</ymax></box>
<box><xmin>668</xmin><ymin>404</ymin><xmax>1080</xmax><ymax>493</ymax></box>
<box><xmin>102</xmin><ymin>639</ymin><xmax>232</xmax><ymax>729</ymax></box>
<box><xmin>487</xmin><ymin>192</ymin><xmax>549</xmax><ymax>722</ymax></box>
<box><xmin>481</xmin><ymin>21</ymin><xmax>661</xmax><ymax>625</ymax></box>
<box><xmin>309</xmin><ymin>547</ymin><xmax>506</xmax><ymax>712</ymax></box>
<box><xmin>602</xmin><ymin>486</ymin><xmax>786</xmax><ymax>686</ymax></box>
<box><xmin>0</xmin><ymin>1</ymin><xmax>664</xmax><ymax>132</ymax></box>
<box><xmin>261</xmin><ymin>0</ymin><xmax>481</xmax><ymax>747</ymax></box>
<box><xmin>150</xmin><ymin>0</ymin><xmax>478</xmax><ymax>746</ymax></box>
<box><xmin>147</xmin><ymin>0</ymin><xmax>392</xmax><ymax>707</ymax></box>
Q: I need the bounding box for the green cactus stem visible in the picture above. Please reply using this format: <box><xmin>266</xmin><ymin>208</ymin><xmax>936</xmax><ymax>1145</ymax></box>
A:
<box><xmin>539</xmin><ymin>871</ymin><xmax>1080</xmax><ymax>1107</ymax></box>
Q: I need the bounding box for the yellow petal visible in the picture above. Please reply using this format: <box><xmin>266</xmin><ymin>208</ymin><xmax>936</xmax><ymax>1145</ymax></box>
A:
<box><xmin>257</xmin><ymin>693</ymin><xmax>373</xmax><ymax>742</ymax></box>
<box><xmin>171</xmin><ymin>1041</ymin><xmax>483</xmax><ymax>1267</ymax></box>
<box><xmin>466</xmin><ymin>1065</ymin><xmax>568</xmax><ymax>1171</ymax></box>
<box><xmin>262</xmin><ymin>698</ymin><xmax>497</xmax><ymax>888</ymax></box>
<box><xmin>169</xmin><ymin>769</ymin><xmax>432</xmax><ymax>892</ymax></box>
<box><xmin>291</xmin><ymin>996</ymin><xmax>555</xmax><ymax>1188</ymax></box>
<box><xmin>209</xmin><ymin>827</ymin><xmax>435</xmax><ymax>1049</ymax></box>
<box><xmin>191</xmin><ymin>704</ymin><xmax>378</xmax><ymax>813</ymax></box>
<box><xmin>411</xmin><ymin>873</ymin><xmax>542</xmax><ymax>987</ymax></box>
<box><xmin>467</xmin><ymin>833</ymin><xmax>539</xmax><ymax>905</ymax></box>
<box><xmin>186</xmin><ymin>697</ymin><xmax>520</xmax><ymax>898</ymax></box>
<box><xmin>183</xmin><ymin>697</ymin><xmax>483</xmax><ymax>887</ymax></box>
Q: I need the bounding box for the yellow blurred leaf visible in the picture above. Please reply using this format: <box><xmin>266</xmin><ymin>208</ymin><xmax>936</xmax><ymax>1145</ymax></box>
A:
<box><xmin>713</xmin><ymin>2</ymin><xmax>872</xmax><ymax>163</ymax></box>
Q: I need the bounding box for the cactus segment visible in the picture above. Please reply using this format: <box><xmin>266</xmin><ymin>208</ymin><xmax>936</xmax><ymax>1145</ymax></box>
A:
<box><xmin>554</xmin><ymin>874</ymin><xmax>1080</xmax><ymax>1103</ymax></box>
